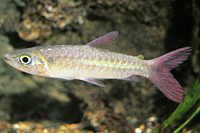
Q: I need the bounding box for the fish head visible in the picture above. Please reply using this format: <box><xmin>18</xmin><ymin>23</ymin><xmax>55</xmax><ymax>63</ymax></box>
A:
<box><xmin>4</xmin><ymin>48</ymin><xmax>46</xmax><ymax>76</ymax></box>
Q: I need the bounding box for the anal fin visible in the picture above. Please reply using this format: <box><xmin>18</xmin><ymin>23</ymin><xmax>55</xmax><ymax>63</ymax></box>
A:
<box><xmin>124</xmin><ymin>75</ymin><xmax>145</xmax><ymax>82</ymax></box>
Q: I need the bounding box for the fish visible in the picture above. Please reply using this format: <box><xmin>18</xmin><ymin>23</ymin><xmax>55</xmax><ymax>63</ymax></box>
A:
<box><xmin>4</xmin><ymin>31</ymin><xmax>192</xmax><ymax>103</ymax></box>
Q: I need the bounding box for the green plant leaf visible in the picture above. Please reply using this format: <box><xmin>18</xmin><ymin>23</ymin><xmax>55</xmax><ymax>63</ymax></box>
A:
<box><xmin>192</xmin><ymin>122</ymin><xmax>200</xmax><ymax>133</ymax></box>
<box><xmin>153</xmin><ymin>74</ymin><xmax>200</xmax><ymax>133</ymax></box>
<box><xmin>173</xmin><ymin>106</ymin><xmax>200</xmax><ymax>132</ymax></box>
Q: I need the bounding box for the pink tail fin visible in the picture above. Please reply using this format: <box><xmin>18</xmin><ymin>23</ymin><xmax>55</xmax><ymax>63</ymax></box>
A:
<box><xmin>150</xmin><ymin>47</ymin><xmax>192</xmax><ymax>103</ymax></box>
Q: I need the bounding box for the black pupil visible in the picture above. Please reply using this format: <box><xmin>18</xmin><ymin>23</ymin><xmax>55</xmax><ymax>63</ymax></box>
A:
<box><xmin>22</xmin><ymin>57</ymin><xmax>29</xmax><ymax>63</ymax></box>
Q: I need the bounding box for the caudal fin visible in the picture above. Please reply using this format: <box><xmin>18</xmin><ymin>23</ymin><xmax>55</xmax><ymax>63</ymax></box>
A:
<box><xmin>149</xmin><ymin>47</ymin><xmax>192</xmax><ymax>103</ymax></box>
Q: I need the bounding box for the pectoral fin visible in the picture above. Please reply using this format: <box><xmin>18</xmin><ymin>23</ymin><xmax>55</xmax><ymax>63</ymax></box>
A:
<box><xmin>80</xmin><ymin>79</ymin><xmax>106</xmax><ymax>87</ymax></box>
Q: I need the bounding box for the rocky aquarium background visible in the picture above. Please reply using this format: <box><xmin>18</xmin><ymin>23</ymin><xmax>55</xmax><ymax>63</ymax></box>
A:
<box><xmin>0</xmin><ymin>0</ymin><xmax>199</xmax><ymax>132</ymax></box>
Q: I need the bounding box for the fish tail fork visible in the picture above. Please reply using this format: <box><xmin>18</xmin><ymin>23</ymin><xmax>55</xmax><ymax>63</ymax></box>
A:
<box><xmin>149</xmin><ymin>47</ymin><xmax>192</xmax><ymax>103</ymax></box>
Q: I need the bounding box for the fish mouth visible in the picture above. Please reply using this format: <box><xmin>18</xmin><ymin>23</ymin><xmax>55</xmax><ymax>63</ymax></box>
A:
<box><xmin>4</xmin><ymin>53</ymin><xmax>22</xmax><ymax>71</ymax></box>
<box><xmin>4</xmin><ymin>54</ymin><xmax>12</xmax><ymax>63</ymax></box>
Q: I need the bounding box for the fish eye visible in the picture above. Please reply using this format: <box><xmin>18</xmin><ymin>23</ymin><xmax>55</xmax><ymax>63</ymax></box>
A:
<box><xmin>19</xmin><ymin>54</ymin><xmax>32</xmax><ymax>65</ymax></box>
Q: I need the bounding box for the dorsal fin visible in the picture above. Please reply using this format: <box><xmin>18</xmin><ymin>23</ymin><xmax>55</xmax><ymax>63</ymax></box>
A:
<box><xmin>86</xmin><ymin>31</ymin><xmax>119</xmax><ymax>50</ymax></box>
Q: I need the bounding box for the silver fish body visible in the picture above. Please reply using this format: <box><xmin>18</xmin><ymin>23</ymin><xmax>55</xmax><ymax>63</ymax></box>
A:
<box><xmin>39</xmin><ymin>45</ymin><xmax>151</xmax><ymax>79</ymax></box>
<box><xmin>4</xmin><ymin>31</ymin><xmax>192</xmax><ymax>102</ymax></box>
